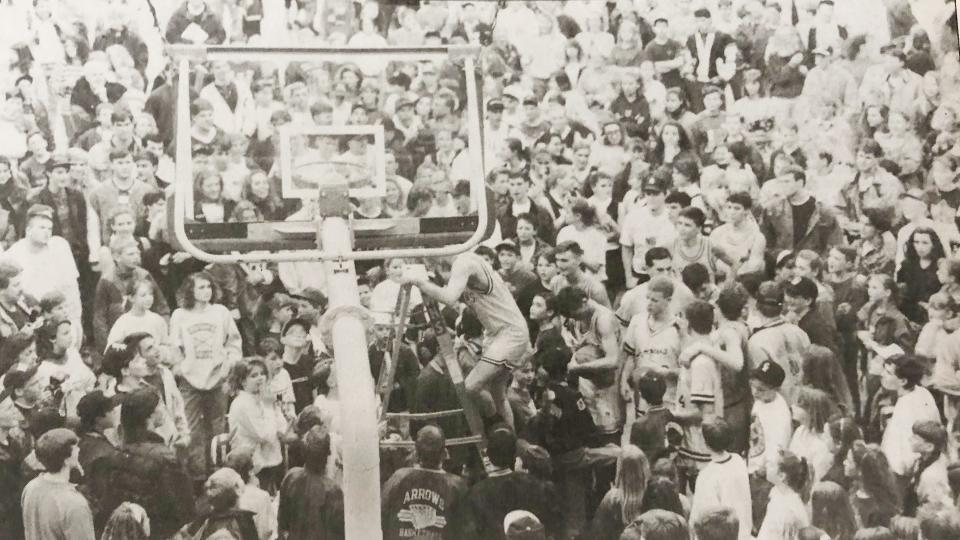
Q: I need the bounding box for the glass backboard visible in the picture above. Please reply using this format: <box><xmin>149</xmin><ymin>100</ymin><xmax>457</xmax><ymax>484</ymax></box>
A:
<box><xmin>167</xmin><ymin>44</ymin><xmax>491</xmax><ymax>263</ymax></box>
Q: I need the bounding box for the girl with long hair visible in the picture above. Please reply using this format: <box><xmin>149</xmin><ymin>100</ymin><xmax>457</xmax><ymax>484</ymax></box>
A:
<box><xmin>652</xmin><ymin>121</ymin><xmax>696</xmax><ymax>168</ymax></box>
<box><xmin>590</xmin><ymin>445</ymin><xmax>651</xmax><ymax>540</ymax></box>
<box><xmin>860</xmin><ymin>105</ymin><xmax>890</xmax><ymax>140</ymax></box>
<box><xmin>591</xmin><ymin>121</ymin><xmax>631</xmax><ymax>177</ymax></box>
<box><xmin>194</xmin><ymin>172</ymin><xmax>236</xmax><ymax>224</ymax></box>
<box><xmin>227</xmin><ymin>359</ymin><xmax>285</xmax><ymax>493</ymax></box>
<box><xmin>822</xmin><ymin>416</ymin><xmax>863</xmax><ymax>488</ymax></box>
<box><xmin>811</xmin><ymin>481</ymin><xmax>858</xmax><ymax>540</ymax></box>
<box><xmin>789</xmin><ymin>386</ymin><xmax>838</xmax><ymax>482</ymax></box>
<box><xmin>757</xmin><ymin>450</ymin><xmax>812</xmax><ymax>540</ymax></box>
<box><xmin>845</xmin><ymin>441</ymin><xmax>902</xmax><ymax>528</ymax></box>
<box><xmin>897</xmin><ymin>226</ymin><xmax>947</xmax><ymax>323</ymax></box>
<box><xmin>170</xmin><ymin>271</ymin><xmax>243</xmax><ymax>482</ymax></box>
<box><xmin>242</xmin><ymin>169</ymin><xmax>285</xmax><ymax>221</ymax></box>
<box><xmin>383</xmin><ymin>178</ymin><xmax>407</xmax><ymax>217</ymax></box>
<box><xmin>662</xmin><ymin>88</ymin><xmax>697</xmax><ymax>134</ymax></box>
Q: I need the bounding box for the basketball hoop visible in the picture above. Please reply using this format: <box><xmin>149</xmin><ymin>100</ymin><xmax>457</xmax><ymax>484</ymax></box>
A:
<box><xmin>169</xmin><ymin>44</ymin><xmax>488</xmax><ymax>263</ymax></box>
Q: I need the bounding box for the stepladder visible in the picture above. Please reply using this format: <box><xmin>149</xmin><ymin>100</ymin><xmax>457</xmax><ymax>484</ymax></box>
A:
<box><xmin>375</xmin><ymin>282</ymin><xmax>489</xmax><ymax>468</ymax></box>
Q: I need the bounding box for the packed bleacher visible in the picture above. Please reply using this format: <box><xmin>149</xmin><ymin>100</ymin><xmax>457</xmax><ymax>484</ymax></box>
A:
<box><xmin>0</xmin><ymin>0</ymin><xmax>960</xmax><ymax>539</ymax></box>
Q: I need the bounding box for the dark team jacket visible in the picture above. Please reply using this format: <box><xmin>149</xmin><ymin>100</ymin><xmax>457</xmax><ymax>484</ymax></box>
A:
<box><xmin>459</xmin><ymin>471</ymin><xmax>562</xmax><ymax>540</ymax></box>
<box><xmin>523</xmin><ymin>382</ymin><xmax>597</xmax><ymax>457</ymax></box>
<box><xmin>381</xmin><ymin>467</ymin><xmax>468</xmax><ymax>540</ymax></box>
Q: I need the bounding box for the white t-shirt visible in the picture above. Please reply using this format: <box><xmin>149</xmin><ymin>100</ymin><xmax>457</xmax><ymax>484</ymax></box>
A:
<box><xmin>882</xmin><ymin>386</ymin><xmax>941</xmax><ymax>476</ymax></box>
<box><xmin>748</xmin><ymin>393</ymin><xmax>793</xmax><ymax>480</ymax></box>
<box><xmin>691</xmin><ymin>453</ymin><xmax>754</xmax><ymax>540</ymax></box>
<box><xmin>620</xmin><ymin>205</ymin><xmax>676</xmax><ymax>274</ymax></box>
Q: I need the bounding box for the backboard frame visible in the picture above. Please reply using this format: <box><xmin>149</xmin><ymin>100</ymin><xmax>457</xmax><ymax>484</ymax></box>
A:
<box><xmin>169</xmin><ymin>44</ymin><xmax>488</xmax><ymax>263</ymax></box>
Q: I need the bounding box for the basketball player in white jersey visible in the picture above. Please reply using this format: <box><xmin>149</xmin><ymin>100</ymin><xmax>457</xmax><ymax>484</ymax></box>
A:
<box><xmin>401</xmin><ymin>251</ymin><xmax>532</xmax><ymax>430</ymax></box>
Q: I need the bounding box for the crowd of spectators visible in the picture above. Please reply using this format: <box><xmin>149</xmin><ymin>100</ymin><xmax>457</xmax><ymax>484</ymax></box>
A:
<box><xmin>0</xmin><ymin>0</ymin><xmax>959</xmax><ymax>539</ymax></box>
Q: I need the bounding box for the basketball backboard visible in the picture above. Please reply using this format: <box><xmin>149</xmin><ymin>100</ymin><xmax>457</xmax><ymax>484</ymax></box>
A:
<box><xmin>167</xmin><ymin>44</ymin><xmax>491</xmax><ymax>263</ymax></box>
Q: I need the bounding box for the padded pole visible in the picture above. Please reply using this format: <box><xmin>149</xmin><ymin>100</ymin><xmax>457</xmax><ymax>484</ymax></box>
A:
<box><xmin>320</xmin><ymin>216</ymin><xmax>383</xmax><ymax>540</ymax></box>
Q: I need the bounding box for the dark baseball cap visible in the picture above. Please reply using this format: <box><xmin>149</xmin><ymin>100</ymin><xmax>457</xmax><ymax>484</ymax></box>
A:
<box><xmin>3</xmin><ymin>365</ymin><xmax>38</xmax><ymax>392</ymax></box>
<box><xmin>756</xmin><ymin>281</ymin><xmax>784</xmax><ymax>309</ymax></box>
<box><xmin>785</xmin><ymin>277</ymin><xmax>819</xmax><ymax>302</ymax></box>
<box><xmin>751</xmin><ymin>360</ymin><xmax>785</xmax><ymax>388</ymax></box>
<box><xmin>46</xmin><ymin>154</ymin><xmax>72</xmax><ymax>172</ymax></box>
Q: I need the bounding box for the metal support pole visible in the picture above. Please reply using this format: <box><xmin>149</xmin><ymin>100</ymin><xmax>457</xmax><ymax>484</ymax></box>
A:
<box><xmin>319</xmin><ymin>216</ymin><xmax>383</xmax><ymax>540</ymax></box>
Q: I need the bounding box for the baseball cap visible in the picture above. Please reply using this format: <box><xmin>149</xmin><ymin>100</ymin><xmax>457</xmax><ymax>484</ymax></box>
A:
<box><xmin>76</xmin><ymin>390</ymin><xmax>121</xmax><ymax>423</ymax></box>
<box><xmin>642</xmin><ymin>173</ymin><xmax>670</xmax><ymax>194</ymax></box>
<box><xmin>26</xmin><ymin>204</ymin><xmax>54</xmax><ymax>221</ymax></box>
<box><xmin>295</xmin><ymin>288</ymin><xmax>327</xmax><ymax>310</ymax></box>
<box><xmin>495</xmin><ymin>240</ymin><xmax>520</xmax><ymax>255</ymax></box>
<box><xmin>486</xmin><ymin>99</ymin><xmax>504</xmax><ymax>112</ymax></box>
<box><xmin>751</xmin><ymin>360</ymin><xmax>786</xmax><ymax>388</ymax></box>
<box><xmin>281</xmin><ymin>317</ymin><xmax>311</xmax><ymax>336</ymax></box>
<box><xmin>913</xmin><ymin>420</ymin><xmax>947</xmax><ymax>447</ymax></box>
<box><xmin>46</xmin><ymin>154</ymin><xmax>72</xmax><ymax>172</ymax></box>
<box><xmin>3</xmin><ymin>365</ymin><xmax>38</xmax><ymax>392</ymax></box>
<box><xmin>504</xmin><ymin>510</ymin><xmax>546</xmax><ymax>540</ymax></box>
<box><xmin>756</xmin><ymin>281</ymin><xmax>784</xmax><ymax>309</ymax></box>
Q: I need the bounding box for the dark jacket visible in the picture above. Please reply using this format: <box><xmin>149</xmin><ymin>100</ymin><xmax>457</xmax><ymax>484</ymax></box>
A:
<box><xmin>277</xmin><ymin>467</ymin><xmax>345</xmax><ymax>540</ymax></box>
<box><xmin>92</xmin><ymin>28</ymin><xmax>149</xmax><ymax>73</ymax></box>
<box><xmin>685</xmin><ymin>32</ymin><xmax>731</xmax><ymax>80</ymax></box>
<box><xmin>459</xmin><ymin>471</ymin><xmax>562</xmax><ymax>540</ymax></box>
<box><xmin>70</xmin><ymin>77</ymin><xmax>128</xmax><ymax>118</ymax></box>
<box><xmin>381</xmin><ymin>467</ymin><xmax>468</xmax><ymax>540</ymax></box>
<box><xmin>0</xmin><ymin>438</ymin><xmax>25</xmax><ymax>540</ymax></box>
<box><xmin>119</xmin><ymin>432</ymin><xmax>196</xmax><ymax>539</ymax></box>
<box><xmin>30</xmin><ymin>187</ymin><xmax>89</xmax><ymax>255</ymax></box>
<box><xmin>178</xmin><ymin>509</ymin><xmax>259</xmax><ymax>540</ymax></box>
<box><xmin>523</xmin><ymin>381</ymin><xmax>597</xmax><ymax>457</ymax></box>
<box><xmin>760</xmin><ymin>197</ymin><xmax>844</xmax><ymax>255</ymax></box>
<box><xmin>497</xmin><ymin>199</ymin><xmax>556</xmax><ymax>245</ymax></box>
<box><xmin>164</xmin><ymin>4</ymin><xmax>227</xmax><ymax>45</ymax></box>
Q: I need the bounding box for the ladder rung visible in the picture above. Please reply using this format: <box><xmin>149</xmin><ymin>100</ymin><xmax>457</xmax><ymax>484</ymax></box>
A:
<box><xmin>380</xmin><ymin>435</ymin><xmax>484</xmax><ymax>449</ymax></box>
<box><xmin>385</xmin><ymin>409</ymin><xmax>464</xmax><ymax>420</ymax></box>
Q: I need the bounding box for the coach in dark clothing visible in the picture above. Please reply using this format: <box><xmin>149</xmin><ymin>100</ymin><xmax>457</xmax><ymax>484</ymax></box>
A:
<box><xmin>459</xmin><ymin>427</ymin><xmax>562</xmax><ymax>540</ymax></box>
